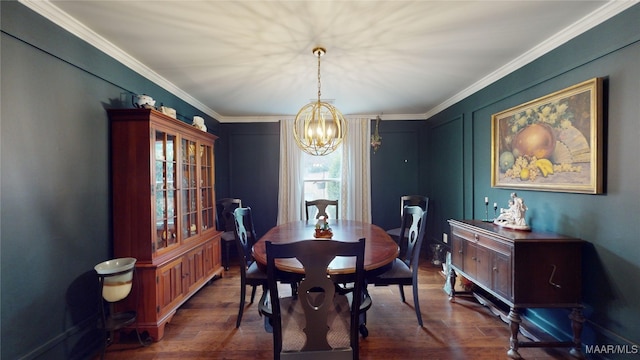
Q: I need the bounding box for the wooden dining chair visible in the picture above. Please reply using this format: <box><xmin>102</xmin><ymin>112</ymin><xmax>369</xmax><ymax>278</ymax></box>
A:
<box><xmin>216</xmin><ymin>198</ymin><xmax>242</xmax><ymax>270</ymax></box>
<box><xmin>305</xmin><ymin>199</ymin><xmax>339</xmax><ymax>220</ymax></box>
<box><xmin>259</xmin><ymin>238</ymin><xmax>366</xmax><ymax>360</ymax></box>
<box><xmin>371</xmin><ymin>205</ymin><xmax>428</xmax><ymax>326</ymax></box>
<box><xmin>386</xmin><ymin>195</ymin><xmax>428</xmax><ymax>242</ymax></box>
<box><xmin>232</xmin><ymin>206</ymin><xmax>267</xmax><ymax>328</ymax></box>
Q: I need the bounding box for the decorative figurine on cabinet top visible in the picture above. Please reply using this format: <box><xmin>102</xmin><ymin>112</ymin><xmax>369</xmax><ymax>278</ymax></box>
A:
<box><xmin>192</xmin><ymin>116</ymin><xmax>207</xmax><ymax>132</ymax></box>
<box><xmin>132</xmin><ymin>94</ymin><xmax>156</xmax><ymax>109</ymax></box>
<box><xmin>159</xmin><ymin>105</ymin><xmax>177</xmax><ymax>119</ymax></box>
<box><xmin>494</xmin><ymin>192</ymin><xmax>530</xmax><ymax>230</ymax></box>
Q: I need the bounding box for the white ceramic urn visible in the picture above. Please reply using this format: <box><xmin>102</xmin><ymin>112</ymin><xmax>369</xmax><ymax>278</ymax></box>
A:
<box><xmin>132</xmin><ymin>94</ymin><xmax>156</xmax><ymax>108</ymax></box>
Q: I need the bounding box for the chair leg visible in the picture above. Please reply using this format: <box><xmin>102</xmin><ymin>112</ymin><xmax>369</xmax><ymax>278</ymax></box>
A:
<box><xmin>237</xmin><ymin>280</ymin><xmax>247</xmax><ymax>328</ymax></box>
<box><xmin>398</xmin><ymin>284</ymin><xmax>406</xmax><ymax>302</ymax></box>
<box><xmin>250</xmin><ymin>285</ymin><xmax>257</xmax><ymax>304</ymax></box>
<box><xmin>224</xmin><ymin>241</ymin><xmax>231</xmax><ymax>270</ymax></box>
<box><xmin>413</xmin><ymin>283</ymin><xmax>423</xmax><ymax>327</ymax></box>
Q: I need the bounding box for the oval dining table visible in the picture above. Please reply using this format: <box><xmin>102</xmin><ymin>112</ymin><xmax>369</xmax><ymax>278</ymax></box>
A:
<box><xmin>252</xmin><ymin>219</ymin><xmax>399</xmax><ymax>276</ymax></box>
<box><xmin>252</xmin><ymin>219</ymin><xmax>399</xmax><ymax>337</ymax></box>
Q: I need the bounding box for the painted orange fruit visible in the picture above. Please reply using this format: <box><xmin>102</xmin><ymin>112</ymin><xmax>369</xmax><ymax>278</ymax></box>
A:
<box><xmin>512</xmin><ymin>123</ymin><xmax>556</xmax><ymax>159</ymax></box>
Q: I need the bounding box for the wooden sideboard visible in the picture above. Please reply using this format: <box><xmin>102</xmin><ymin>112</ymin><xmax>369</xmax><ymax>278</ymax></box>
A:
<box><xmin>448</xmin><ymin>219</ymin><xmax>584</xmax><ymax>359</ymax></box>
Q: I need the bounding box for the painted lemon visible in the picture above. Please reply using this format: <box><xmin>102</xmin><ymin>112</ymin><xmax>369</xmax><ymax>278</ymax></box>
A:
<box><xmin>520</xmin><ymin>168</ymin><xmax>530</xmax><ymax>181</ymax></box>
<box><xmin>499</xmin><ymin>151</ymin><xmax>515</xmax><ymax>172</ymax></box>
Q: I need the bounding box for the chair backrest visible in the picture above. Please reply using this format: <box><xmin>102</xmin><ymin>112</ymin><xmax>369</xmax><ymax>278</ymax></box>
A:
<box><xmin>233</xmin><ymin>207</ymin><xmax>257</xmax><ymax>271</ymax></box>
<box><xmin>398</xmin><ymin>205</ymin><xmax>428</xmax><ymax>268</ymax></box>
<box><xmin>265</xmin><ymin>238</ymin><xmax>365</xmax><ymax>360</ymax></box>
<box><xmin>217</xmin><ymin>198</ymin><xmax>242</xmax><ymax>232</ymax></box>
<box><xmin>305</xmin><ymin>199</ymin><xmax>339</xmax><ymax>220</ymax></box>
<box><xmin>400</xmin><ymin>195</ymin><xmax>429</xmax><ymax>217</ymax></box>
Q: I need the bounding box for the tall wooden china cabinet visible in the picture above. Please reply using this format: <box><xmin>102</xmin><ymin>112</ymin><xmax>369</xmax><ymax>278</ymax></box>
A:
<box><xmin>108</xmin><ymin>109</ymin><xmax>223</xmax><ymax>341</ymax></box>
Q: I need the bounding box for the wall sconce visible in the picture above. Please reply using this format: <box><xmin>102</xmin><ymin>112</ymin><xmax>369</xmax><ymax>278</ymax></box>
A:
<box><xmin>371</xmin><ymin>115</ymin><xmax>382</xmax><ymax>153</ymax></box>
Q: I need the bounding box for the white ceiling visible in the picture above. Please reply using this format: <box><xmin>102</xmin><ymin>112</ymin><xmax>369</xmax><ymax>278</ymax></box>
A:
<box><xmin>22</xmin><ymin>1</ymin><xmax>636</xmax><ymax>122</ymax></box>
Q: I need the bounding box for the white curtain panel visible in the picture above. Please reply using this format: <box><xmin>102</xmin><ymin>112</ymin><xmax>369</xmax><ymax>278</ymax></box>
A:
<box><xmin>341</xmin><ymin>117</ymin><xmax>372</xmax><ymax>222</ymax></box>
<box><xmin>277</xmin><ymin>119</ymin><xmax>303</xmax><ymax>224</ymax></box>
<box><xmin>278</xmin><ymin>117</ymin><xmax>371</xmax><ymax>223</ymax></box>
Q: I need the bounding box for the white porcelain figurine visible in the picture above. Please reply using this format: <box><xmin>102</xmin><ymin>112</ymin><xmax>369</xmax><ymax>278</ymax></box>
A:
<box><xmin>494</xmin><ymin>192</ymin><xmax>530</xmax><ymax>230</ymax></box>
<box><xmin>192</xmin><ymin>116</ymin><xmax>207</xmax><ymax>132</ymax></box>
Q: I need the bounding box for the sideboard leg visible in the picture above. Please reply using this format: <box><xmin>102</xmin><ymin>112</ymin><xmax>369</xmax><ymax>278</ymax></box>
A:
<box><xmin>448</xmin><ymin>268</ymin><xmax>457</xmax><ymax>302</ymax></box>
<box><xmin>569</xmin><ymin>307</ymin><xmax>585</xmax><ymax>359</ymax></box>
<box><xmin>507</xmin><ymin>308</ymin><xmax>522</xmax><ymax>359</ymax></box>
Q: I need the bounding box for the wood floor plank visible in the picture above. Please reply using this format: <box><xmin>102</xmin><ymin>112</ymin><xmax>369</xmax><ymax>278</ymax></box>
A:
<box><xmin>96</xmin><ymin>260</ymin><xmax>575</xmax><ymax>359</ymax></box>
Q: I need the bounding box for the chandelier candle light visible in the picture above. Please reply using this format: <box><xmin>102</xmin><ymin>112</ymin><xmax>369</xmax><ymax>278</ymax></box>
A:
<box><xmin>293</xmin><ymin>47</ymin><xmax>346</xmax><ymax>156</ymax></box>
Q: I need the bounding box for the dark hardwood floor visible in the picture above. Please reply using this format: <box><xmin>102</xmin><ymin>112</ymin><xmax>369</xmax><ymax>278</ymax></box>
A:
<box><xmin>96</xmin><ymin>257</ymin><xmax>575</xmax><ymax>359</ymax></box>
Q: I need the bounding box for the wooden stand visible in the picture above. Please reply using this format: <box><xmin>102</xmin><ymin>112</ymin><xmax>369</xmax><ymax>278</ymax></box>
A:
<box><xmin>447</xmin><ymin>219</ymin><xmax>584</xmax><ymax>359</ymax></box>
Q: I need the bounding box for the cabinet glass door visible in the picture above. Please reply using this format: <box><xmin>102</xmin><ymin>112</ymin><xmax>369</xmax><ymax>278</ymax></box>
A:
<box><xmin>200</xmin><ymin>143</ymin><xmax>214</xmax><ymax>231</ymax></box>
<box><xmin>154</xmin><ymin>130</ymin><xmax>178</xmax><ymax>251</ymax></box>
<box><xmin>181</xmin><ymin>138</ymin><xmax>198</xmax><ymax>240</ymax></box>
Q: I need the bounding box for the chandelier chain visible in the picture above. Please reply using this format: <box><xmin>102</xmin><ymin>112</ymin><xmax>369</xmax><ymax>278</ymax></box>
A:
<box><xmin>317</xmin><ymin>51</ymin><xmax>322</xmax><ymax>102</ymax></box>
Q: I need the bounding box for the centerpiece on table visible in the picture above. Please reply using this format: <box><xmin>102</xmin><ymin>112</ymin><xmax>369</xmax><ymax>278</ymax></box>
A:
<box><xmin>314</xmin><ymin>216</ymin><xmax>333</xmax><ymax>238</ymax></box>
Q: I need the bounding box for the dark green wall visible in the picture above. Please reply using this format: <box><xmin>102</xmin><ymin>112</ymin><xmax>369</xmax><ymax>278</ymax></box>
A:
<box><xmin>424</xmin><ymin>115</ymin><xmax>465</xmax><ymax>244</ymax></box>
<box><xmin>370</xmin><ymin>120</ymin><xmax>426</xmax><ymax>231</ymax></box>
<box><xmin>1</xmin><ymin>2</ymin><xmax>219</xmax><ymax>359</ymax></box>
<box><xmin>2</xmin><ymin>1</ymin><xmax>639</xmax><ymax>359</ymax></box>
<box><xmin>425</xmin><ymin>4</ymin><xmax>640</xmax><ymax>353</ymax></box>
<box><xmin>215</xmin><ymin>122</ymin><xmax>280</xmax><ymax>238</ymax></box>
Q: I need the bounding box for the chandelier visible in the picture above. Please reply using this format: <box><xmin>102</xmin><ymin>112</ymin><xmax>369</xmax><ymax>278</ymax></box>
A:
<box><xmin>293</xmin><ymin>47</ymin><xmax>346</xmax><ymax>156</ymax></box>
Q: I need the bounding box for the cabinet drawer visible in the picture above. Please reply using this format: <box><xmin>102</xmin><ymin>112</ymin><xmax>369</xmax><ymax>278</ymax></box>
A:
<box><xmin>451</xmin><ymin>226</ymin><xmax>511</xmax><ymax>256</ymax></box>
<box><xmin>451</xmin><ymin>226</ymin><xmax>475</xmax><ymax>242</ymax></box>
<box><xmin>476</xmin><ymin>233</ymin><xmax>511</xmax><ymax>256</ymax></box>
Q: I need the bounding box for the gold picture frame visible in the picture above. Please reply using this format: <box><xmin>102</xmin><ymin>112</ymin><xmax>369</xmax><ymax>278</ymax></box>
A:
<box><xmin>491</xmin><ymin>77</ymin><xmax>603</xmax><ymax>194</ymax></box>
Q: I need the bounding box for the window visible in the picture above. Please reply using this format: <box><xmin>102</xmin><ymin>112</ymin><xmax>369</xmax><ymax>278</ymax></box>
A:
<box><xmin>302</xmin><ymin>148</ymin><xmax>342</xmax><ymax>219</ymax></box>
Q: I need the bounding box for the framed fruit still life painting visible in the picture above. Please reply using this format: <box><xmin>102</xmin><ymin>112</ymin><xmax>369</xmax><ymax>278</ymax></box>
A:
<box><xmin>491</xmin><ymin>77</ymin><xmax>603</xmax><ymax>194</ymax></box>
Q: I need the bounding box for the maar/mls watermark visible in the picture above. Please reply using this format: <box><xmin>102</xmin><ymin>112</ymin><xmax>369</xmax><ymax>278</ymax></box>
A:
<box><xmin>585</xmin><ymin>344</ymin><xmax>639</xmax><ymax>355</ymax></box>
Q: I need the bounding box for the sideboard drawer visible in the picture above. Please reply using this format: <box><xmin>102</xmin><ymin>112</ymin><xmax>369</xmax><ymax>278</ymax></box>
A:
<box><xmin>451</xmin><ymin>225</ymin><xmax>511</xmax><ymax>256</ymax></box>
